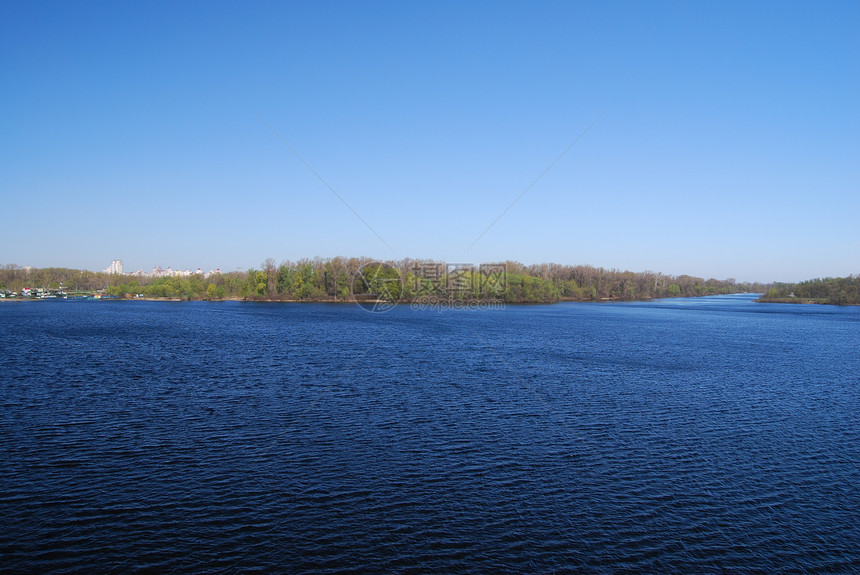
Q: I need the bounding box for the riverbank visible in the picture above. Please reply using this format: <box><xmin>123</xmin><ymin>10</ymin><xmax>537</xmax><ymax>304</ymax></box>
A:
<box><xmin>755</xmin><ymin>297</ymin><xmax>860</xmax><ymax>306</ymax></box>
<box><xmin>2</xmin><ymin>293</ymin><xmax>768</xmax><ymax>305</ymax></box>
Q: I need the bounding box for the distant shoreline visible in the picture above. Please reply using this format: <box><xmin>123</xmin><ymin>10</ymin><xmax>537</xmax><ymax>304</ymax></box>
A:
<box><xmin>7</xmin><ymin>292</ymin><xmax>855</xmax><ymax>307</ymax></box>
<box><xmin>5</xmin><ymin>293</ymin><xmax>818</xmax><ymax>307</ymax></box>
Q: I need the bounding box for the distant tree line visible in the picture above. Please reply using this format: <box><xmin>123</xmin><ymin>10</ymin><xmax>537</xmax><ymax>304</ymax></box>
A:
<box><xmin>0</xmin><ymin>265</ymin><xmax>108</xmax><ymax>293</ymax></box>
<box><xmin>759</xmin><ymin>275</ymin><xmax>860</xmax><ymax>305</ymax></box>
<box><xmin>0</xmin><ymin>259</ymin><xmax>765</xmax><ymax>303</ymax></box>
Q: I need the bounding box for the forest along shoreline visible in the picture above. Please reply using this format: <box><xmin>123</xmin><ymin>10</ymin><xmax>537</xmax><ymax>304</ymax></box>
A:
<box><xmin>2</xmin><ymin>259</ymin><xmax>760</xmax><ymax>304</ymax></box>
<box><xmin>2</xmin><ymin>259</ymin><xmax>857</xmax><ymax>305</ymax></box>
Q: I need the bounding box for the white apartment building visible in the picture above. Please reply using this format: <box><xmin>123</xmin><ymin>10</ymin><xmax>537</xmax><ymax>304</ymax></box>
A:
<box><xmin>104</xmin><ymin>259</ymin><xmax>124</xmax><ymax>275</ymax></box>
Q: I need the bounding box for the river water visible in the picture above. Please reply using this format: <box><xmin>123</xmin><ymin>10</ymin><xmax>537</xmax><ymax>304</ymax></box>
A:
<box><xmin>1</xmin><ymin>295</ymin><xmax>858</xmax><ymax>572</ymax></box>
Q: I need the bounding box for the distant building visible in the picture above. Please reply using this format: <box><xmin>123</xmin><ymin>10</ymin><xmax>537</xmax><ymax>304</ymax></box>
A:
<box><xmin>104</xmin><ymin>259</ymin><xmax>123</xmax><ymax>275</ymax></box>
<box><xmin>138</xmin><ymin>263</ymin><xmax>225</xmax><ymax>278</ymax></box>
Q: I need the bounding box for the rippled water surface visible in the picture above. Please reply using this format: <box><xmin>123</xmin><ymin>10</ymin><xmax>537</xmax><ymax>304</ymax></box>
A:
<box><xmin>2</xmin><ymin>295</ymin><xmax>858</xmax><ymax>573</ymax></box>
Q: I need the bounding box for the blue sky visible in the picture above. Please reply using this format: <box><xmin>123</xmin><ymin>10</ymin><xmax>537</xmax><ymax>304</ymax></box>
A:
<box><xmin>2</xmin><ymin>1</ymin><xmax>857</xmax><ymax>282</ymax></box>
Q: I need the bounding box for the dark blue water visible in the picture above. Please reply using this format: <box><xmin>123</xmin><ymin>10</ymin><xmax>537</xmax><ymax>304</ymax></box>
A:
<box><xmin>1</xmin><ymin>295</ymin><xmax>858</xmax><ymax>573</ymax></box>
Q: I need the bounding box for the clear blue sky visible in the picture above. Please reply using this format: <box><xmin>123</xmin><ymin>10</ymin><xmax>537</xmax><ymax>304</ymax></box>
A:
<box><xmin>2</xmin><ymin>1</ymin><xmax>858</xmax><ymax>282</ymax></box>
